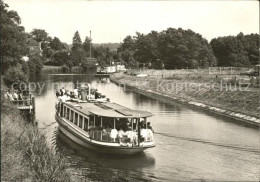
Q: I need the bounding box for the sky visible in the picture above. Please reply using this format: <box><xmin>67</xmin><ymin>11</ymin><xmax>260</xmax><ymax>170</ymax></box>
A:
<box><xmin>5</xmin><ymin>0</ymin><xmax>259</xmax><ymax>44</ymax></box>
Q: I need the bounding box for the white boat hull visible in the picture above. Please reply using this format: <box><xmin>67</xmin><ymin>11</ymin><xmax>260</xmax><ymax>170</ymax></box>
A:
<box><xmin>56</xmin><ymin>114</ymin><xmax>155</xmax><ymax>155</ymax></box>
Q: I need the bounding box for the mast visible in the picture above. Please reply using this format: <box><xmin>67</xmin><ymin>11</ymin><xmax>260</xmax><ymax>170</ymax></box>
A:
<box><xmin>90</xmin><ymin>30</ymin><xmax>92</xmax><ymax>60</ymax></box>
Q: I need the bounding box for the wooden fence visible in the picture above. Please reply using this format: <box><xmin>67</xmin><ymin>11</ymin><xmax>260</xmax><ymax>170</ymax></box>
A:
<box><xmin>127</xmin><ymin>67</ymin><xmax>253</xmax><ymax>78</ymax></box>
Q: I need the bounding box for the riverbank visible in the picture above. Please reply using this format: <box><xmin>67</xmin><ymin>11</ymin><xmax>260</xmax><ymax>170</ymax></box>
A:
<box><xmin>1</xmin><ymin>85</ymin><xmax>71</xmax><ymax>181</ymax></box>
<box><xmin>42</xmin><ymin>65</ymin><xmax>83</xmax><ymax>73</ymax></box>
<box><xmin>110</xmin><ymin>73</ymin><xmax>260</xmax><ymax>126</ymax></box>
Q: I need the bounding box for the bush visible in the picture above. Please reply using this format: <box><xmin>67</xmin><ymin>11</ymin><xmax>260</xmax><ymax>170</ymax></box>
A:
<box><xmin>27</xmin><ymin>55</ymin><xmax>43</xmax><ymax>76</ymax></box>
<box><xmin>3</xmin><ymin>64</ymin><xmax>28</xmax><ymax>88</ymax></box>
<box><xmin>61</xmin><ymin>65</ymin><xmax>69</xmax><ymax>73</ymax></box>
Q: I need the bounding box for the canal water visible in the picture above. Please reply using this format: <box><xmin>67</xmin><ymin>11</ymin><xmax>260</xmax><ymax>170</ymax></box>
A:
<box><xmin>32</xmin><ymin>73</ymin><xmax>259</xmax><ymax>181</ymax></box>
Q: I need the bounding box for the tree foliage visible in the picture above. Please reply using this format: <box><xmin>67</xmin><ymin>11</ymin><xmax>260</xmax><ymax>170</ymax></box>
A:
<box><xmin>70</xmin><ymin>31</ymin><xmax>85</xmax><ymax>65</ymax></box>
<box><xmin>3</xmin><ymin>64</ymin><xmax>28</xmax><ymax>88</ymax></box>
<box><xmin>0</xmin><ymin>0</ymin><xmax>27</xmax><ymax>73</ymax></box>
<box><xmin>83</xmin><ymin>36</ymin><xmax>92</xmax><ymax>54</ymax></box>
<box><xmin>30</xmin><ymin>29</ymin><xmax>49</xmax><ymax>42</ymax></box>
<box><xmin>50</xmin><ymin>37</ymin><xmax>64</xmax><ymax>51</ymax></box>
<box><xmin>27</xmin><ymin>55</ymin><xmax>44</xmax><ymax>76</ymax></box>
<box><xmin>52</xmin><ymin>51</ymin><xmax>70</xmax><ymax>66</ymax></box>
<box><xmin>72</xmin><ymin>31</ymin><xmax>82</xmax><ymax>50</ymax></box>
<box><xmin>117</xmin><ymin>28</ymin><xmax>217</xmax><ymax>69</ymax></box>
<box><xmin>42</xmin><ymin>47</ymin><xmax>55</xmax><ymax>58</ymax></box>
<box><xmin>93</xmin><ymin>46</ymin><xmax>117</xmax><ymax>66</ymax></box>
<box><xmin>210</xmin><ymin>32</ymin><xmax>259</xmax><ymax>66</ymax></box>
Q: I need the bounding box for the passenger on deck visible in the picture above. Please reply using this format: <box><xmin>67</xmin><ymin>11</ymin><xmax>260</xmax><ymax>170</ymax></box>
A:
<box><xmin>66</xmin><ymin>90</ymin><xmax>70</xmax><ymax>96</ymax></box>
<box><xmin>70</xmin><ymin>91</ymin><xmax>75</xmax><ymax>98</ymax></box>
<box><xmin>56</xmin><ymin>90</ymin><xmax>60</xmax><ymax>97</ymax></box>
<box><xmin>60</xmin><ymin>89</ymin><xmax>64</xmax><ymax>96</ymax></box>
<box><xmin>3</xmin><ymin>90</ymin><xmax>8</xmax><ymax>100</ymax></box>
<box><xmin>140</xmin><ymin>120</ymin><xmax>145</xmax><ymax>129</ymax></box>
<box><xmin>147</xmin><ymin>122</ymin><xmax>154</xmax><ymax>133</ymax></box>
<box><xmin>81</xmin><ymin>90</ymin><xmax>87</xmax><ymax>101</ymax></box>
<box><xmin>126</xmin><ymin>129</ymin><xmax>138</xmax><ymax>146</ymax></box>
<box><xmin>74</xmin><ymin>88</ymin><xmax>78</xmax><ymax>98</ymax></box>
<box><xmin>105</xmin><ymin>125</ymin><xmax>112</xmax><ymax>132</ymax></box>
<box><xmin>59</xmin><ymin>93</ymin><xmax>70</xmax><ymax>102</ymax></box>
<box><xmin>102</xmin><ymin>128</ymin><xmax>108</xmax><ymax>141</ymax></box>
<box><xmin>18</xmin><ymin>92</ymin><xmax>24</xmax><ymax>105</ymax></box>
<box><xmin>61</xmin><ymin>87</ymin><xmax>66</xmax><ymax>95</ymax></box>
<box><xmin>66</xmin><ymin>93</ymin><xmax>71</xmax><ymax>100</ymax></box>
<box><xmin>110</xmin><ymin>128</ymin><xmax>118</xmax><ymax>141</ymax></box>
<box><xmin>13</xmin><ymin>91</ymin><xmax>18</xmax><ymax>100</ymax></box>
<box><xmin>118</xmin><ymin>129</ymin><xmax>125</xmax><ymax>145</ymax></box>
<box><xmin>7</xmin><ymin>90</ymin><xmax>14</xmax><ymax>101</ymax></box>
<box><xmin>18</xmin><ymin>92</ymin><xmax>23</xmax><ymax>100</ymax></box>
<box><xmin>140</xmin><ymin>128</ymin><xmax>148</xmax><ymax>142</ymax></box>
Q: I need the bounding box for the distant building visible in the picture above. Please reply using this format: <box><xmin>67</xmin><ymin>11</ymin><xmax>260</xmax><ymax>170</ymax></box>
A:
<box><xmin>115</xmin><ymin>62</ymin><xmax>126</xmax><ymax>72</ymax></box>
<box><xmin>96</xmin><ymin>65</ymin><xmax>116</xmax><ymax>74</ymax></box>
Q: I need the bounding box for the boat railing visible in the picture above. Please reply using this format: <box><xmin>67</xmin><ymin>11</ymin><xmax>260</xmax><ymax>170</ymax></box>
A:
<box><xmin>10</xmin><ymin>99</ymin><xmax>32</xmax><ymax>105</ymax></box>
<box><xmin>88</xmin><ymin>127</ymin><xmax>154</xmax><ymax>145</ymax></box>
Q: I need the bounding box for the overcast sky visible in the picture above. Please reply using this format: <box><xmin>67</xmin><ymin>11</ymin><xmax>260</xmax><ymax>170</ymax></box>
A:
<box><xmin>5</xmin><ymin>0</ymin><xmax>259</xmax><ymax>44</ymax></box>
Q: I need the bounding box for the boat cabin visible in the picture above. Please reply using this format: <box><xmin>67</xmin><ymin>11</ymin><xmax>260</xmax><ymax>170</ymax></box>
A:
<box><xmin>56</xmin><ymin>101</ymin><xmax>154</xmax><ymax>146</ymax></box>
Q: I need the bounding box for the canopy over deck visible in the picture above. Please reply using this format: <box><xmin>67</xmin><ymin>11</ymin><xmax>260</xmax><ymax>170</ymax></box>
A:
<box><xmin>64</xmin><ymin>101</ymin><xmax>153</xmax><ymax>118</ymax></box>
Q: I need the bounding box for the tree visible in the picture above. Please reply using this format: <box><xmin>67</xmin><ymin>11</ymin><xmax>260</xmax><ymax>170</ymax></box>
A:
<box><xmin>30</xmin><ymin>29</ymin><xmax>49</xmax><ymax>42</ymax></box>
<box><xmin>83</xmin><ymin>36</ymin><xmax>92</xmax><ymax>54</ymax></box>
<box><xmin>0</xmin><ymin>0</ymin><xmax>27</xmax><ymax>73</ymax></box>
<box><xmin>71</xmin><ymin>31</ymin><xmax>84</xmax><ymax>65</ymax></box>
<box><xmin>65</xmin><ymin>59</ymin><xmax>73</xmax><ymax>72</ymax></box>
<box><xmin>210</xmin><ymin>33</ymin><xmax>259</xmax><ymax>66</ymax></box>
<box><xmin>27</xmin><ymin>55</ymin><xmax>43</xmax><ymax>76</ymax></box>
<box><xmin>72</xmin><ymin>31</ymin><xmax>82</xmax><ymax>50</ymax></box>
<box><xmin>50</xmin><ymin>37</ymin><xmax>64</xmax><ymax>51</ymax></box>
<box><xmin>118</xmin><ymin>49</ymin><xmax>136</xmax><ymax>68</ymax></box>
<box><xmin>134</xmin><ymin>31</ymin><xmax>159</xmax><ymax>64</ymax></box>
<box><xmin>61</xmin><ymin>65</ymin><xmax>69</xmax><ymax>73</ymax></box>
<box><xmin>53</xmin><ymin>50</ymin><xmax>70</xmax><ymax>66</ymax></box>
<box><xmin>120</xmin><ymin>36</ymin><xmax>136</xmax><ymax>51</ymax></box>
<box><xmin>156</xmin><ymin>28</ymin><xmax>216</xmax><ymax>69</ymax></box>
<box><xmin>42</xmin><ymin>47</ymin><xmax>55</xmax><ymax>58</ymax></box>
<box><xmin>3</xmin><ymin>64</ymin><xmax>28</xmax><ymax>88</ymax></box>
<box><xmin>117</xmin><ymin>28</ymin><xmax>216</xmax><ymax>69</ymax></box>
<box><xmin>117</xmin><ymin>36</ymin><xmax>137</xmax><ymax>67</ymax></box>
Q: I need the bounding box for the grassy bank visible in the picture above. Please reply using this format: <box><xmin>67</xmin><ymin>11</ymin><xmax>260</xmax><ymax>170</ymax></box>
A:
<box><xmin>111</xmin><ymin>73</ymin><xmax>259</xmax><ymax>119</ymax></box>
<box><xmin>1</xmin><ymin>87</ymin><xmax>71</xmax><ymax>181</ymax></box>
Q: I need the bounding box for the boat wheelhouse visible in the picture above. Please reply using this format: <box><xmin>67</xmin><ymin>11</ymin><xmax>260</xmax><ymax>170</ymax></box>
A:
<box><xmin>55</xmin><ymin>101</ymin><xmax>155</xmax><ymax>155</ymax></box>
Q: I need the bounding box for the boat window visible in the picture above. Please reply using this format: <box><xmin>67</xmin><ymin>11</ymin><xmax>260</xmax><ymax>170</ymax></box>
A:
<box><xmin>65</xmin><ymin>107</ymin><xmax>69</xmax><ymax>120</ymax></box>
<box><xmin>75</xmin><ymin>113</ymin><xmax>78</xmax><ymax>126</ymax></box>
<box><xmin>84</xmin><ymin>117</ymin><xmax>89</xmax><ymax>131</ymax></box>
<box><xmin>60</xmin><ymin>103</ymin><xmax>64</xmax><ymax>116</ymax></box>
<box><xmin>70</xmin><ymin>110</ymin><xmax>74</xmax><ymax>122</ymax></box>
<box><xmin>79</xmin><ymin>115</ymin><xmax>83</xmax><ymax>128</ymax></box>
<box><xmin>96</xmin><ymin>116</ymin><xmax>101</xmax><ymax>127</ymax></box>
<box><xmin>89</xmin><ymin>115</ymin><xmax>94</xmax><ymax>127</ymax></box>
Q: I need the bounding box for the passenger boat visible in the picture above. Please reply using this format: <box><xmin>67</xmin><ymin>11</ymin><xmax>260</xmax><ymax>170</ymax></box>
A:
<box><xmin>55</xmin><ymin>98</ymin><xmax>155</xmax><ymax>155</ymax></box>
